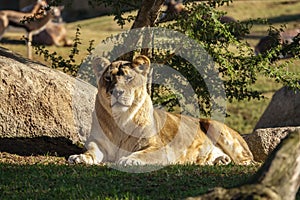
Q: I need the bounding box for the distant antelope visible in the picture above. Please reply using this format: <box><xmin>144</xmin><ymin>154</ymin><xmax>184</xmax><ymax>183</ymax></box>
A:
<box><xmin>32</xmin><ymin>22</ymin><xmax>72</xmax><ymax>47</ymax></box>
<box><xmin>21</xmin><ymin>1</ymin><xmax>72</xmax><ymax>47</ymax></box>
<box><xmin>21</xmin><ymin>0</ymin><xmax>48</xmax><ymax>14</ymax></box>
<box><xmin>157</xmin><ymin>0</ymin><xmax>186</xmax><ymax>23</ymax></box>
<box><xmin>255</xmin><ymin>28</ymin><xmax>300</xmax><ymax>56</ymax></box>
<box><xmin>0</xmin><ymin>0</ymin><xmax>63</xmax><ymax>59</ymax></box>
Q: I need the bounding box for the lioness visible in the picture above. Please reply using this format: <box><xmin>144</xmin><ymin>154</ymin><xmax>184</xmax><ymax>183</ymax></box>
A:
<box><xmin>68</xmin><ymin>55</ymin><xmax>253</xmax><ymax>165</ymax></box>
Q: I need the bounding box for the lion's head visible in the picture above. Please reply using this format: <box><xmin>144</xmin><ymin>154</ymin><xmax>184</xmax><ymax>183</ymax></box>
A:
<box><xmin>95</xmin><ymin>55</ymin><xmax>152</xmax><ymax>115</ymax></box>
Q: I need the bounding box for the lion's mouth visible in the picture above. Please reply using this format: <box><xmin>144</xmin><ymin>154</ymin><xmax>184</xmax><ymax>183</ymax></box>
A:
<box><xmin>112</xmin><ymin>101</ymin><xmax>130</xmax><ymax>107</ymax></box>
<box><xmin>111</xmin><ymin>97</ymin><xmax>132</xmax><ymax>108</ymax></box>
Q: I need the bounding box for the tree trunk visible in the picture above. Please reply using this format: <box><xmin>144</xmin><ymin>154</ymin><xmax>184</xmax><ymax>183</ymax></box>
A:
<box><xmin>187</xmin><ymin>129</ymin><xmax>300</xmax><ymax>200</ymax></box>
<box><xmin>119</xmin><ymin>0</ymin><xmax>165</xmax><ymax>60</ymax></box>
<box><xmin>131</xmin><ymin>0</ymin><xmax>165</xmax><ymax>29</ymax></box>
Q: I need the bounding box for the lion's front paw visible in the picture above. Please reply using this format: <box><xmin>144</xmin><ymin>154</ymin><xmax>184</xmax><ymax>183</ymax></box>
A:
<box><xmin>68</xmin><ymin>154</ymin><xmax>95</xmax><ymax>165</ymax></box>
<box><xmin>213</xmin><ymin>155</ymin><xmax>231</xmax><ymax>165</ymax></box>
<box><xmin>118</xmin><ymin>156</ymin><xmax>146</xmax><ymax>166</ymax></box>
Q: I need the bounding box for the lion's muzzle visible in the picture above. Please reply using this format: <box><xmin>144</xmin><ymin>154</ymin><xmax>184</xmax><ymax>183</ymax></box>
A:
<box><xmin>112</xmin><ymin>88</ymin><xmax>124</xmax><ymax>99</ymax></box>
<box><xmin>111</xmin><ymin>86</ymin><xmax>133</xmax><ymax>107</ymax></box>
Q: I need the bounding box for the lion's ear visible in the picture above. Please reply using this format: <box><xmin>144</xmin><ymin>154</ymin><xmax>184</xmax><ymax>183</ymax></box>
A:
<box><xmin>92</xmin><ymin>57</ymin><xmax>111</xmax><ymax>80</ymax></box>
<box><xmin>132</xmin><ymin>55</ymin><xmax>151</xmax><ymax>75</ymax></box>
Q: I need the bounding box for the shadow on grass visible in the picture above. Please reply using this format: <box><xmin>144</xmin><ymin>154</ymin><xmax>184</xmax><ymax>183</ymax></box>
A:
<box><xmin>0</xmin><ymin>136</ymin><xmax>83</xmax><ymax>158</ymax></box>
<box><xmin>243</xmin><ymin>13</ymin><xmax>300</xmax><ymax>26</ymax></box>
<box><xmin>268</xmin><ymin>13</ymin><xmax>300</xmax><ymax>24</ymax></box>
<box><xmin>0</xmin><ymin>163</ymin><xmax>259</xmax><ymax>200</ymax></box>
<box><xmin>242</xmin><ymin>13</ymin><xmax>300</xmax><ymax>40</ymax></box>
<box><xmin>0</xmin><ymin>37</ymin><xmax>26</xmax><ymax>45</ymax></box>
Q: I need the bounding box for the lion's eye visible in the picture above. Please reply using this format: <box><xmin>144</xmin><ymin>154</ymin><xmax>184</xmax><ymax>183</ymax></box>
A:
<box><xmin>126</xmin><ymin>75</ymin><xmax>133</xmax><ymax>82</ymax></box>
<box><xmin>104</xmin><ymin>75</ymin><xmax>111</xmax><ymax>82</ymax></box>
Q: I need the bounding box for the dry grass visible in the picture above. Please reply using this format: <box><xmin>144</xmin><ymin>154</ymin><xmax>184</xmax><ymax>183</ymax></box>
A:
<box><xmin>0</xmin><ymin>152</ymin><xmax>66</xmax><ymax>165</ymax></box>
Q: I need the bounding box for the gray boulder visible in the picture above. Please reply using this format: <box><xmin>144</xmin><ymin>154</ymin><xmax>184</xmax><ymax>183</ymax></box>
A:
<box><xmin>254</xmin><ymin>85</ymin><xmax>300</xmax><ymax>130</ymax></box>
<box><xmin>0</xmin><ymin>47</ymin><xmax>97</xmax><ymax>156</ymax></box>
<box><xmin>244</xmin><ymin>85</ymin><xmax>300</xmax><ymax>162</ymax></box>
<box><xmin>243</xmin><ymin>127</ymin><xmax>300</xmax><ymax>162</ymax></box>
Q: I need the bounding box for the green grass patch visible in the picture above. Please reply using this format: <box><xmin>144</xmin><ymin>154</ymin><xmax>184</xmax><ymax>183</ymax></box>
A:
<box><xmin>0</xmin><ymin>163</ymin><xmax>259</xmax><ymax>199</ymax></box>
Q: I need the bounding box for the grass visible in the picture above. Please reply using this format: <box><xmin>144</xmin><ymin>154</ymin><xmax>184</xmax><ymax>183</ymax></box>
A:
<box><xmin>0</xmin><ymin>163</ymin><xmax>259</xmax><ymax>199</ymax></box>
<box><xmin>0</xmin><ymin>1</ymin><xmax>300</xmax><ymax>199</ymax></box>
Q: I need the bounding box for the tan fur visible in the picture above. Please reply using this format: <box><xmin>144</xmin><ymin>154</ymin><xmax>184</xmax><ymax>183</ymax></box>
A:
<box><xmin>68</xmin><ymin>55</ymin><xmax>254</xmax><ymax>166</ymax></box>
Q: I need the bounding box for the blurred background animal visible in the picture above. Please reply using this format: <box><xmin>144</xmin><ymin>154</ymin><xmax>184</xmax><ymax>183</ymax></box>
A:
<box><xmin>255</xmin><ymin>28</ymin><xmax>300</xmax><ymax>56</ymax></box>
<box><xmin>21</xmin><ymin>1</ymin><xmax>72</xmax><ymax>47</ymax></box>
<box><xmin>0</xmin><ymin>0</ymin><xmax>70</xmax><ymax>59</ymax></box>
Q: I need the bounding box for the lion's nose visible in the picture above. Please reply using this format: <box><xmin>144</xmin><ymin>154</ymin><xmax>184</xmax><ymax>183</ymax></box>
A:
<box><xmin>113</xmin><ymin>88</ymin><xmax>124</xmax><ymax>98</ymax></box>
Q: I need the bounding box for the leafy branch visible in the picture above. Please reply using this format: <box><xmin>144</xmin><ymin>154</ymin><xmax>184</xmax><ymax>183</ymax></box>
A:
<box><xmin>33</xmin><ymin>25</ymin><xmax>95</xmax><ymax>76</ymax></box>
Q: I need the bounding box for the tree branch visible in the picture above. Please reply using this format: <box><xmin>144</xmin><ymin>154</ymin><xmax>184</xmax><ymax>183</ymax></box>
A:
<box><xmin>116</xmin><ymin>0</ymin><xmax>164</xmax><ymax>59</ymax></box>
<box><xmin>131</xmin><ymin>0</ymin><xmax>165</xmax><ymax>29</ymax></box>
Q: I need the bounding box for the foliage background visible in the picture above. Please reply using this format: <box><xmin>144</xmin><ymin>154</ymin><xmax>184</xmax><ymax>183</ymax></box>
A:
<box><xmin>1</xmin><ymin>0</ymin><xmax>299</xmax><ymax>135</ymax></box>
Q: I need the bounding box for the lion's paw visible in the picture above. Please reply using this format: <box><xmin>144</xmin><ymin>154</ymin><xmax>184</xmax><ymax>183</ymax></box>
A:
<box><xmin>118</xmin><ymin>156</ymin><xmax>146</xmax><ymax>166</ymax></box>
<box><xmin>68</xmin><ymin>154</ymin><xmax>95</xmax><ymax>165</ymax></box>
<box><xmin>213</xmin><ymin>155</ymin><xmax>231</xmax><ymax>165</ymax></box>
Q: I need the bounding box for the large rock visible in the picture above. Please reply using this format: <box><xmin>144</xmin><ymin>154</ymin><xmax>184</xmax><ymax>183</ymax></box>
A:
<box><xmin>243</xmin><ymin>127</ymin><xmax>300</xmax><ymax>162</ymax></box>
<box><xmin>247</xmin><ymin>86</ymin><xmax>300</xmax><ymax>162</ymax></box>
<box><xmin>254</xmin><ymin>85</ymin><xmax>300</xmax><ymax>130</ymax></box>
<box><xmin>0</xmin><ymin>47</ymin><xmax>97</xmax><ymax>156</ymax></box>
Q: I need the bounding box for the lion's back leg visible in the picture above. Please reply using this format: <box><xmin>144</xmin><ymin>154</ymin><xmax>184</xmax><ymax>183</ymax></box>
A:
<box><xmin>200</xmin><ymin>119</ymin><xmax>254</xmax><ymax>165</ymax></box>
<box><xmin>186</xmin><ymin>136</ymin><xmax>232</xmax><ymax>165</ymax></box>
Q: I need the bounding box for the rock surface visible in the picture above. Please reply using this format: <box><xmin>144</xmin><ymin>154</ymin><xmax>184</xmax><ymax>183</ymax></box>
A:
<box><xmin>0</xmin><ymin>47</ymin><xmax>97</xmax><ymax>156</ymax></box>
<box><xmin>254</xmin><ymin>85</ymin><xmax>300</xmax><ymax>130</ymax></box>
<box><xmin>243</xmin><ymin>127</ymin><xmax>300</xmax><ymax>162</ymax></box>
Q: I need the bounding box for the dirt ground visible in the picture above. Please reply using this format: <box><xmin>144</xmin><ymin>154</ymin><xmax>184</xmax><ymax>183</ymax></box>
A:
<box><xmin>0</xmin><ymin>137</ymin><xmax>83</xmax><ymax>165</ymax></box>
<box><xmin>0</xmin><ymin>152</ymin><xmax>68</xmax><ymax>165</ymax></box>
